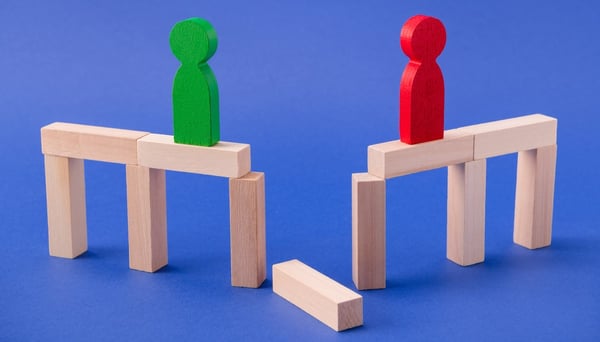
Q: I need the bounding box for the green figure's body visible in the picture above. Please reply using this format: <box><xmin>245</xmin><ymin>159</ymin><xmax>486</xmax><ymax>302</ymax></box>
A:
<box><xmin>170</xmin><ymin>18</ymin><xmax>220</xmax><ymax>146</ymax></box>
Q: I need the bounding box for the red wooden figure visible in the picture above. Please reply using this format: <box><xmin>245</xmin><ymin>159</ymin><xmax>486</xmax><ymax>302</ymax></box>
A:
<box><xmin>399</xmin><ymin>15</ymin><xmax>446</xmax><ymax>144</ymax></box>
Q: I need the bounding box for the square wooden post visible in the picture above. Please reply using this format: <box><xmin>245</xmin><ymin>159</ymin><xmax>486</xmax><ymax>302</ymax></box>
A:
<box><xmin>447</xmin><ymin>159</ymin><xmax>486</xmax><ymax>266</ymax></box>
<box><xmin>514</xmin><ymin>145</ymin><xmax>557</xmax><ymax>249</ymax></box>
<box><xmin>352</xmin><ymin>173</ymin><xmax>386</xmax><ymax>290</ymax></box>
<box><xmin>126</xmin><ymin>165</ymin><xmax>168</xmax><ymax>272</ymax></box>
<box><xmin>44</xmin><ymin>155</ymin><xmax>88</xmax><ymax>258</ymax></box>
<box><xmin>229</xmin><ymin>172</ymin><xmax>266</xmax><ymax>288</ymax></box>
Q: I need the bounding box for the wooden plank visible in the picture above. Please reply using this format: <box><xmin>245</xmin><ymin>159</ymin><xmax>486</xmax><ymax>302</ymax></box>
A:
<box><xmin>273</xmin><ymin>259</ymin><xmax>363</xmax><ymax>332</ymax></box>
<box><xmin>229</xmin><ymin>172</ymin><xmax>266</xmax><ymax>288</ymax></box>
<box><xmin>457</xmin><ymin>114</ymin><xmax>557</xmax><ymax>159</ymax></box>
<box><xmin>368</xmin><ymin>129</ymin><xmax>474</xmax><ymax>179</ymax></box>
<box><xmin>41</xmin><ymin>122</ymin><xmax>148</xmax><ymax>164</ymax></box>
<box><xmin>126</xmin><ymin>165</ymin><xmax>168</xmax><ymax>272</ymax></box>
<box><xmin>447</xmin><ymin>159</ymin><xmax>486</xmax><ymax>266</ymax></box>
<box><xmin>44</xmin><ymin>155</ymin><xmax>87</xmax><ymax>258</ymax></box>
<box><xmin>137</xmin><ymin>134</ymin><xmax>250</xmax><ymax>178</ymax></box>
<box><xmin>514</xmin><ymin>145</ymin><xmax>557</xmax><ymax>249</ymax></box>
<box><xmin>352</xmin><ymin>173</ymin><xmax>386</xmax><ymax>290</ymax></box>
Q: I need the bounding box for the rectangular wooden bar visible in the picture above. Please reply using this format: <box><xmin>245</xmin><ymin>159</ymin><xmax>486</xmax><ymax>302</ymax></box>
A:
<box><xmin>273</xmin><ymin>259</ymin><xmax>363</xmax><ymax>332</ymax></box>
<box><xmin>368</xmin><ymin>129</ymin><xmax>474</xmax><ymax>179</ymax></box>
<box><xmin>44</xmin><ymin>155</ymin><xmax>87</xmax><ymax>258</ymax></box>
<box><xmin>137</xmin><ymin>134</ymin><xmax>251</xmax><ymax>178</ymax></box>
<box><xmin>229</xmin><ymin>172</ymin><xmax>266</xmax><ymax>288</ymax></box>
<box><xmin>41</xmin><ymin>122</ymin><xmax>148</xmax><ymax>164</ymax></box>
<box><xmin>514</xmin><ymin>145</ymin><xmax>557</xmax><ymax>249</ymax></box>
<box><xmin>447</xmin><ymin>159</ymin><xmax>486</xmax><ymax>266</ymax></box>
<box><xmin>457</xmin><ymin>114</ymin><xmax>557</xmax><ymax>159</ymax></box>
<box><xmin>352</xmin><ymin>173</ymin><xmax>386</xmax><ymax>290</ymax></box>
<box><xmin>126</xmin><ymin>165</ymin><xmax>168</xmax><ymax>272</ymax></box>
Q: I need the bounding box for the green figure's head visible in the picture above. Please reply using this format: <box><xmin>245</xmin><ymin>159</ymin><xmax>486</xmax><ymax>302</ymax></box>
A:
<box><xmin>169</xmin><ymin>18</ymin><xmax>218</xmax><ymax>65</ymax></box>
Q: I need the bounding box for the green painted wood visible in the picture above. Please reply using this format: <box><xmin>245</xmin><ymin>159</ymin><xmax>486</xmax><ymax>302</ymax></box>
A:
<box><xmin>170</xmin><ymin>18</ymin><xmax>220</xmax><ymax>146</ymax></box>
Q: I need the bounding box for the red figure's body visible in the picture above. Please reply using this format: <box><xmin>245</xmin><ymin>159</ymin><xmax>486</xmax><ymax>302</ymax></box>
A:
<box><xmin>399</xmin><ymin>15</ymin><xmax>446</xmax><ymax>144</ymax></box>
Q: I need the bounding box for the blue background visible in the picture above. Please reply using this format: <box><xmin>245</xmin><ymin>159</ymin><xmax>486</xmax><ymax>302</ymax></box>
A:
<box><xmin>1</xmin><ymin>0</ymin><xmax>599</xmax><ymax>340</ymax></box>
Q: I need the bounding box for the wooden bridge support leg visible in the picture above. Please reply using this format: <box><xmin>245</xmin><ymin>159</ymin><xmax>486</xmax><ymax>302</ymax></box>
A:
<box><xmin>447</xmin><ymin>159</ymin><xmax>486</xmax><ymax>266</ymax></box>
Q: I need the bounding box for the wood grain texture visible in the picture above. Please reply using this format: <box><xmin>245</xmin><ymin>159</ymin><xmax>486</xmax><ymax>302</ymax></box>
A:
<box><xmin>137</xmin><ymin>133</ymin><xmax>250</xmax><ymax>178</ymax></box>
<box><xmin>399</xmin><ymin>15</ymin><xmax>446</xmax><ymax>144</ymax></box>
<box><xmin>273</xmin><ymin>259</ymin><xmax>363</xmax><ymax>332</ymax></box>
<box><xmin>44</xmin><ymin>155</ymin><xmax>87</xmax><ymax>258</ymax></box>
<box><xmin>126</xmin><ymin>165</ymin><xmax>168</xmax><ymax>272</ymax></box>
<box><xmin>41</xmin><ymin>122</ymin><xmax>148</xmax><ymax>164</ymax></box>
<box><xmin>368</xmin><ymin>128</ymin><xmax>473</xmax><ymax>179</ymax></box>
<box><xmin>170</xmin><ymin>17</ymin><xmax>220</xmax><ymax>146</ymax></box>
<box><xmin>229</xmin><ymin>172</ymin><xmax>266</xmax><ymax>288</ymax></box>
<box><xmin>447</xmin><ymin>159</ymin><xmax>486</xmax><ymax>266</ymax></box>
<box><xmin>352</xmin><ymin>173</ymin><xmax>386</xmax><ymax>290</ymax></box>
<box><xmin>514</xmin><ymin>145</ymin><xmax>557</xmax><ymax>249</ymax></box>
<box><xmin>456</xmin><ymin>114</ymin><xmax>557</xmax><ymax>159</ymax></box>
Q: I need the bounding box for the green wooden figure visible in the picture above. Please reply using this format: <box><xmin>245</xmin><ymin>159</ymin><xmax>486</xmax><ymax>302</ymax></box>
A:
<box><xmin>169</xmin><ymin>18</ymin><xmax>220</xmax><ymax>146</ymax></box>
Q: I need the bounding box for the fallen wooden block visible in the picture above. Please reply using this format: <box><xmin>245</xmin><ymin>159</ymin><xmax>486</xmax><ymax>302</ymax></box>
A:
<box><xmin>457</xmin><ymin>114</ymin><xmax>557</xmax><ymax>159</ymax></box>
<box><xmin>273</xmin><ymin>259</ymin><xmax>363</xmax><ymax>332</ymax></box>
<box><xmin>137</xmin><ymin>133</ymin><xmax>250</xmax><ymax>178</ymax></box>
<box><xmin>368</xmin><ymin>128</ymin><xmax>473</xmax><ymax>179</ymax></box>
<box><xmin>41</xmin><ymin>122</ymin><xmax>148</xmax><ymax>164</ymax></box>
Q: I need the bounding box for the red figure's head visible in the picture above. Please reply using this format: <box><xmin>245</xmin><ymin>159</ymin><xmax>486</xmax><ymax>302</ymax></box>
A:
<box><xmin>401</xmin><ymin>15</ymin><xmax>446</xmax><ymax>62</ymax></box>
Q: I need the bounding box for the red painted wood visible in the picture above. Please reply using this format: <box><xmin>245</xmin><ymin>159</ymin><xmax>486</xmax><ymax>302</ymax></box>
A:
<box><xmin>399</xmin><ymin>15</ymin><xmax>446</xmax><ymax>144</ymax></box>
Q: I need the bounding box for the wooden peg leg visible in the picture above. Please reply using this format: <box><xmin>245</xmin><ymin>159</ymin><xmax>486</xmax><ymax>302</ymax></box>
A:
<box><xmin>126</xmin><ymin>165</ymin><xmax>167</xmax><ymax>272</ymax></box>
<box><xmin>447</xmin><ymin>159</ymin><xmax>486</xmax><ymax>266</ymax></box>
<box><xmin>44</xmin><ymin>155</ymin><xmax>88</xmax><ymax>258</ymax></box>
<box><xmin>514</xmin><ymin>145</ymin><xmax>557</xmax><ymax>249</ymax></box>
<box><xmin>352</xmin><ymin>173</ymin><xmax>386</xmax><ymax>290</ymax></box>
<box><xmin>229</xmin><ymin>172</ymin><xmax>266</xmax><ymax>288</ymax></box>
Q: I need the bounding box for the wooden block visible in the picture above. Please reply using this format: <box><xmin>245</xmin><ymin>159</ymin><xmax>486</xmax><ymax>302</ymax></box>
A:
<box><xmin>447</xmin><ymin>159</ymin><xmax>486</xmax><ymax>266</ymax></box>
<box><xmin>400</xmin><ymin>15</ymin><xmax>446</xmax><ymax>144</ymax></box>
<box><xmin>273</xmin><ymin>259</ymin><xmax>363</xmax><ymax>332</ymax></box>
<box><xmin>229</xmin><ymin>172</ymin><xmax>266</xmax><ymax>288</ymax></box>
<box><xmin>126</xmin><ymin>165</ymin><xmax>168</xmax><ymax>272</ymax></box>
<box><xmin>352</xmin><ymin>173</ymin><xmax>386</xmax><ymax>290</ymax></box>
<box><xmin>514</xmin><ymin>145</ymin><xmax>557</xmax><ymax>249</ymax></box>
<box><xmin>44</xmin><ymin>155</ymin><xmax>87</xmax><ymax>258</ymax></box>
<box><xmin>368</xmin><ymin>129</ymin><xmax>473</xmax><ymax>179</ymax></box>
<box><xmin>137</xmin><ymin>134</ymin><xmax>250</xmax><ymax>178</ymax></box>
<box><xmin>457</xmin><ymin>114</ymin><xmax>557</xmax><ymax>159</ymax></box>
<box><xmin>41</xmin><ymin>122</ymin><xmax>149</xmax><ymax>164</ymax></box>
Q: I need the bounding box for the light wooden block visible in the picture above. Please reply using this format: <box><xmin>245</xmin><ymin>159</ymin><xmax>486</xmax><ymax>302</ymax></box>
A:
<box><xmin>457</xmin><ymin>114</ymin><xmax>557</xmax><ymax>159</ymax></box>
<box><xmin>229</xmin><ymin>172</ymin><xmax>266</xmax><ymax>288</ymax></box>
<box><xmin>126</xmin><ymin>165</ymin><xmax>168</xmax><ymax>272</ymax></box>
<box><xmin>41</xmin><ymin>122</ymin><xmax>148</xmax><ymax>164</ymax></box>
<box><xmin>137</xmin><ymin>134</ymin><xmax>251</xmax><ymax>178</ymax></box>
<box><xmin>352</xmin><ymin>173</ymin><xmax>386</xmax><ymax>290</ymax></box>
<box><xmin>368</xmin><ymin>129</ymin><xmax>474</xmax><ymax>179</ymax></box>
<box><xmin>44</xmin><ymin>155</ymin><xmax>87</xmax><ymax>258</ymax></box>
<box><xmin>447</xmin><ymin>159</ymin><xmax>486</xmax><ymax>266</ymax></box>
<box><xmin>273</xmin><ymin>259</ymin><xmax>363</xmax><ymax>332</ymax></box>
<box><xmin>514</xmin><ymin>145</ymin><xmax>557</xmax><ymax>249</ymax></box>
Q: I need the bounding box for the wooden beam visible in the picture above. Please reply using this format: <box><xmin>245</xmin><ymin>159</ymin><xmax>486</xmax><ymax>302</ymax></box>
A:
<box><xmin>137</xmin><ymin>134</ymin><xmax>250</xmax><ymax>178</ymax></box>
<box><xmin>447</xmin><ymin>159</ymin><xmax>486</xmax><ymax>266</ymax></box>
<box><xmin>126</xmin><ymin>165</ymin><xmax>168</xmax><ymax>272</ymax></box>
<box><xmin>352</xmin><ymin>173</ymin><xmax>386</xmax><ymax>290</ymax></box>
<box><xmin>44</xmin><ymin>155</ymin><xmax>87</xmax><ymax>258</ymax></box>
<box><xmin>368</xmin><ymin>129</ymin><xmax>473</xmax><ymax>179</ymax></box>
<box><xmin>229</xmin><ymin>172</ymin><xmax>266</xmax><ymax>288</ymax></box>
<box><xmin>41</xmin><ymin>122</ymin><xmax>148</xmax><ymax>164</ymax></box>
<box><xmin>514</xmin><ymin>145</ymin><xmax>557</xmax><ymax>249</ymax></box>
<box><xmin>457</xmin><ymin>114</ymin><xmax>557</xmax><ymax>159</ymax></box>
<box><xmin>273</xmin><ymin>259</ymin><xmax>363</xmax><ymax>332</ymax></box>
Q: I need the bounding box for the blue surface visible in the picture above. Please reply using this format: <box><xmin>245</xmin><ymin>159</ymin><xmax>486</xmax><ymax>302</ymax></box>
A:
<box><xmin>1</xmin><ymin>0</ymin><xmax>599</xmax><ymax>340</ymax></box>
